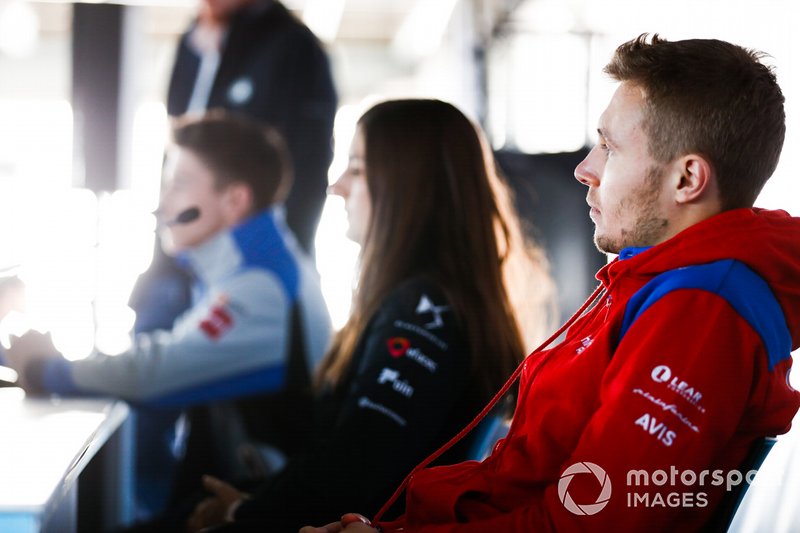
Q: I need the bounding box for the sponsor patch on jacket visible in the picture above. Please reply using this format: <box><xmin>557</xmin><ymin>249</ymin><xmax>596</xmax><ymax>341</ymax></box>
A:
<box><xmin>415</xmin><ymin>294</ymin><xmax>449</xmax><ymax>329</ymax></box>
<box><xmin>650</xmin><ymin>365</ymin><xmax>706</xmax><ymax>412</ymax></box>
<box><xmin>393</xmin><ymin>320</ymin><xmax>448</xmax><ymax>350</ymax></box>
<box><xmin>634</xmin><ymin>412</ymin><xmax>677</xmax><ymax>447</ymax></box>
<box><xmin>358</xmin><ymin>396</ymin><xmax>407</xmax><ymax>426</ymax></box>
<box><xmin>199</xmin><ymin>298</ymin><xmax>234</xmax><ymax>340</ymax></box>
<box><xmin>632</xmin><ymin>388</ymin><xmax>700</xmax><ymax>433</ymax></box>
<box><xmin>576</xmin><ymin>335</ymin><xmax>594</xmax><ymax>354</ymax></box>
<box><xmin>377</xmin><ymin>367</ymin><xmax>415</xmax><ymax>397</ymax></box>
<box><xmin>386</xmin><ymin>337</ymin><xmax>439</xmax><ymax>372</ymax></box>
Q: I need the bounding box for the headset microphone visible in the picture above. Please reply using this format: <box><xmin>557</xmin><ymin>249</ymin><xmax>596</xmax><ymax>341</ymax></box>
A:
<box><xmin>166</xmin><ymin>207</ymin><xmax>201</xmax><ymax>226</ymax></box>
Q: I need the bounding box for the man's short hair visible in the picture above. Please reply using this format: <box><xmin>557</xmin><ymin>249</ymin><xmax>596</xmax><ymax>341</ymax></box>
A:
<box><xmin>605</xmin><ymin>34</ymin><xmax>785</xmax><ymax>209</ymax></box>
<box><xmin>171</xmin><ymin>110</ymin><xmax>293</xmax><ymax>212</ymax></box>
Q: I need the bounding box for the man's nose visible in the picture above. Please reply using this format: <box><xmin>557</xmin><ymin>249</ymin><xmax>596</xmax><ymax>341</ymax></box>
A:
<box><xmin>574</xmin><ymin>147</ymin><xmax>601</xmax><ymax>187</ymax></box>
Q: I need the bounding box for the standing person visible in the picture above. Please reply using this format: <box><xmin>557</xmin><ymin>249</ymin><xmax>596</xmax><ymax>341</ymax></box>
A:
<box><xmin>167</xmin><ymin>0</ymin><xmax>336</xmax><ymax>255</ymax></box>
<box><xmin>129</xmin><ymin>0</ymin><xmax>337</xmax><ymax>339</ymax></box>
<box><xmin>301</xmin><ymin>34</ymin><xmax>800</xmax><ymax>533</ymax></box>
<box><xmin>5</xmin><ymin>111</ymin><xmax>332</xmax><ymax>514</ymax></box>
<box><xmin>172</xmin><ymin>99</ymin><xmax>554</xmax><ymax>533</ymax></box>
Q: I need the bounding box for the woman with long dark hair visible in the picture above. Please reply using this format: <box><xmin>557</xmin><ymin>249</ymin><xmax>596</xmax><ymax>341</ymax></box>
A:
<box><xmin>185</xmin><ymin>99</ymin><xmax>554</xmax><ymax>532</ymax></box>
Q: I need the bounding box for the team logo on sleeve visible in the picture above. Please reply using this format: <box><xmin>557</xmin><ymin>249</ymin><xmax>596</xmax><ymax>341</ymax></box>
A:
<box><xmin>386</xmin><ymin>337</ymin><xmax>438</xmax><ymax>372</ymax></box>
<box><xmin>358</xmin><ymin>396</ymin><xmax>407</xmax><ymax>426</ymax></box>
<box><xmin>377</xmin><ymin>367</ymin><xmax>415</xmax><ymax>397</ymax></box>
<box><xmin>415</xmin><ymin>294</ymin><xmax>449</xmax><ymax>329</ymax></box>
<box><xmin>387</xmin><ymin>337</ymin><xmax>411</xmax><ymax>357</ymax></box>
<box><xmin>199</xmin><ymin>296</ymin><xmax>234</xmax><ymax>340</ymax></box>
<box><xmin>650</xmin><ymin>365</ymin><xmax>705</xmax><ymax>412</ymax></box>
<box><xmin>576</xmin><ymin>336</ymin><xmax>594</xmax><ymax>354</ymax></box>
<box><xmin>634</xmin><ymin>413</ymin><xmax>677</xmax><ymax>446</ymax></box>
<box><xmin>632</xmin><ymin>388</ymin><xmax>700</xmax><ymax>433</ymax></box>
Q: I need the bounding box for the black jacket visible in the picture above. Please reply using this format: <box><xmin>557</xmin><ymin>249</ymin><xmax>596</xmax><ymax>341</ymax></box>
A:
<box><xmin>231</xmin><ymin>277</ymin><xmax>488</xmax><ymax>531</ymax></box>
<box><xmin>167</xmin><ymin>0</ymin><xmax>337</xmax><ymax>252</ymax></box>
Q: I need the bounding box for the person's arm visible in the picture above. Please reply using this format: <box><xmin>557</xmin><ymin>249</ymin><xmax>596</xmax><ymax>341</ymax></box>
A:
<box><xmin>14</xmin><ymin>269</ymin><xmax>293</xmax><ymax>406</ymax></box>
<box><xmin>233</xmin><ymin>281</ymin><xmax>472</xmax><ymax>531</ymax></box>
<box><xmin>383</xmin><ymin>290</ymin><xmax>797</xmax><ymax>532</ymax></box>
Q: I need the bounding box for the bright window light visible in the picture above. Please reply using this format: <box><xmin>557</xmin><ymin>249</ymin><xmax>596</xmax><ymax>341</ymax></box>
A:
<box><xmin>0</xmin><ymin>100</ymin><xmax>161</xmax><ymax>360</ymax></box>
<box><xmin>392</xmin><ymin>0</ymin><xmax>460</xmax><ymax>63</ymax></box>
<box><xmin>0</xmin><ymin>0</ymin><xmax>40</xmax><ymax>58</ymax></box>
<box><xmin>15</xmin><ymin>188</ymin><xmax>99</xmax><ymax>360</ymax></box>
<box><xmin>302</xmin><ymin>0</ymin><xmax>346</xmax><ymax>43</ymax></box>
<box><xmin>507</xmin><ymin>33</ymin><xmax>588</xmax><ymax>153</ymax></box>
<box><xmin>315</xmin><ymin>104</ymin><xmax>363</xmax><ymax>330</ymax></box>
<box><xmin>130</xmin><ymin>101</ymin><xmax>169</xmax><ymax>213</ymax></box>
<box><xmin>94</xmin><ymin>190</ymin><xmax>157</xmax><ymax>355</ymax></box>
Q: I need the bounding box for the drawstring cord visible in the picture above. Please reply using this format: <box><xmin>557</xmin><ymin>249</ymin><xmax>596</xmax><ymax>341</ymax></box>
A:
<box><xmin>372</xmin><ymin>283</ymin><xmax>606</xmax><ymax>524</ymax></box>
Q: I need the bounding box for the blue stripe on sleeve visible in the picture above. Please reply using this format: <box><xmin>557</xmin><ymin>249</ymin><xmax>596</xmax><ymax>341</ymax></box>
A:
<box><xmin>42</xmin><ymin>357</ymin><xmax>83</xmax><ymax>395</ymax></box>
<box><xmin>141</xmin><ymin>365</ymin><xmax>287</xmax><ymax>408</ymax></box>
<box><xmin>619</xmin><ymin>259</ymin><xmax>791</xmax><ymax>371</ymax></box>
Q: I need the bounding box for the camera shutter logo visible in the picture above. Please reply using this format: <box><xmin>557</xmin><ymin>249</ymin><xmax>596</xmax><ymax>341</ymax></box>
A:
<box><xmin>558</xmin><ymin>462</ymin><xmax>612</xmax><ymax>515</ymax></box>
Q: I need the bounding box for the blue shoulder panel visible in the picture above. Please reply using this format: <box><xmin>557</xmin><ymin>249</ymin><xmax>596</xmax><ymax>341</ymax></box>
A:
<box><xmin>233</xmin><ymin>209</ymin><xmax>299</xmax><ymax>302</ymax></box>
<box><xmin>619</xmin><ymin>259</ymin><xmax>791</xmax><ymax>371</ymax></box>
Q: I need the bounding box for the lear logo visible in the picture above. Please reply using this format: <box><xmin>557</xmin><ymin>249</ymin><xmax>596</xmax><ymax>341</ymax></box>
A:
<box><xmin>651</xmin><ymin>365</ymin><xmax>673</xmax><ymax>383</ymax></box>
<box><xmin>650</xmin><ymin>365</ymin><xmax>705</xmax><ymax>411</ymax></box>
<box><xmin>558</xmin><ymin>462</ymin><xmax>612</xmax><ymax>516</ymax></box>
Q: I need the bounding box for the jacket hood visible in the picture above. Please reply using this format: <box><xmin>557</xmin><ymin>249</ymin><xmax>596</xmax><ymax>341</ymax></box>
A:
<box><xmin>599</xmin><ymin>208</ymin><xmax>800</xmax><ymax>349</ymax></box>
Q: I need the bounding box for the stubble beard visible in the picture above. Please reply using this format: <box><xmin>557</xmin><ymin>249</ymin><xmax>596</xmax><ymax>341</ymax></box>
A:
<box><xmin>594</xmin><ymin>164</ymin><xmax>670</xmax><ymax>254</ymax></box>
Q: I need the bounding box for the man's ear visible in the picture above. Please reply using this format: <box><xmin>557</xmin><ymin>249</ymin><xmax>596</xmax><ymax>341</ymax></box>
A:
<box><xmin>224</xmin><ymin>182</ymin><xmax>255</xmax><ymax>222</ymax></box>
<box><xmin>674</xmin><ymin>154</ymin><xmax>715</xmax><ymax>205</ymax></box>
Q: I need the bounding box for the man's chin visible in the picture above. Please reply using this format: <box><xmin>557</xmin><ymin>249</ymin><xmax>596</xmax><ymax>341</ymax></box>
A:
<box><xmin>593</xmin><ymin>234</ymin><xmax>621</xmax><ymax>255</ymax></box>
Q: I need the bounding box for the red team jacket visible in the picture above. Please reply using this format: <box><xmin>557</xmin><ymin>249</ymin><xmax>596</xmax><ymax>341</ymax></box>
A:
<box><xmin>377</xmin><ymin>208</ymin><xmax>800</xmax><ymax>532</ymax></box>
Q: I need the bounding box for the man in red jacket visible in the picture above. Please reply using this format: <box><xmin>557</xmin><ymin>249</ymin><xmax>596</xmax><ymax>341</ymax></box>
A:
<box><xmin>302</xmin><ymin>33</ymin><xmax>800</xmax><ymax>533</ymax></box>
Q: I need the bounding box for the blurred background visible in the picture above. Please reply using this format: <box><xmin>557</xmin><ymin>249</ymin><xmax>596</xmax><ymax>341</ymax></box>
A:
<box><xmin>0</xmin><ymin>1</ymin><xmax>797</xmax><ymax>528</ymax></box>
<box><xmin>1</xmin><ymin>0</ymin><xmax>798</xmax><ymax>355</ymax></box>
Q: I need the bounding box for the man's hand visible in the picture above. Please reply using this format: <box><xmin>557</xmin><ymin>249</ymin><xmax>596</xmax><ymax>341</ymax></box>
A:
<box><xmin>186</xmin><ymin>475</ymin><xmax>246</xmax><ymax>533</ymax></box>
<box><xmin>299</xmin><ymin>513</ymin><xmax>378</xmax><ymax>533</ymax></box>
<box><xmin>5</xmin><ymin>331</ymin><xmax>60</xmax><ymax>389</ymax></box>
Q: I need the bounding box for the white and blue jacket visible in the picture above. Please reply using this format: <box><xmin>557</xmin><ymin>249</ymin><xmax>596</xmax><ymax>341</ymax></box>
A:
<box><xmin>33</xmin><ymin>209</ymin><xmax>331</xmax><ymax>406</ymax></box>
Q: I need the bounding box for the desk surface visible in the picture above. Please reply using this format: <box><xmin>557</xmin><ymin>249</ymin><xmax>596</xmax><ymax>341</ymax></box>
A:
<box><xmin>0</xmin><ymin>388</ymin><xmax>129</xmax><ymax>516</ymax></box>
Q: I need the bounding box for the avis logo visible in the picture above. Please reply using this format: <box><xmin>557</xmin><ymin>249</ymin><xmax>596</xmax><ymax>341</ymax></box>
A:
<box><xmin>558</xmin><ymin>462</ymin><xmax>612</xmax><ymax>515</ymax></box>
<box><xmin>634</xmin><ymin>413</ymin><xmax>676</xmax><ymax>446</ymax></box>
